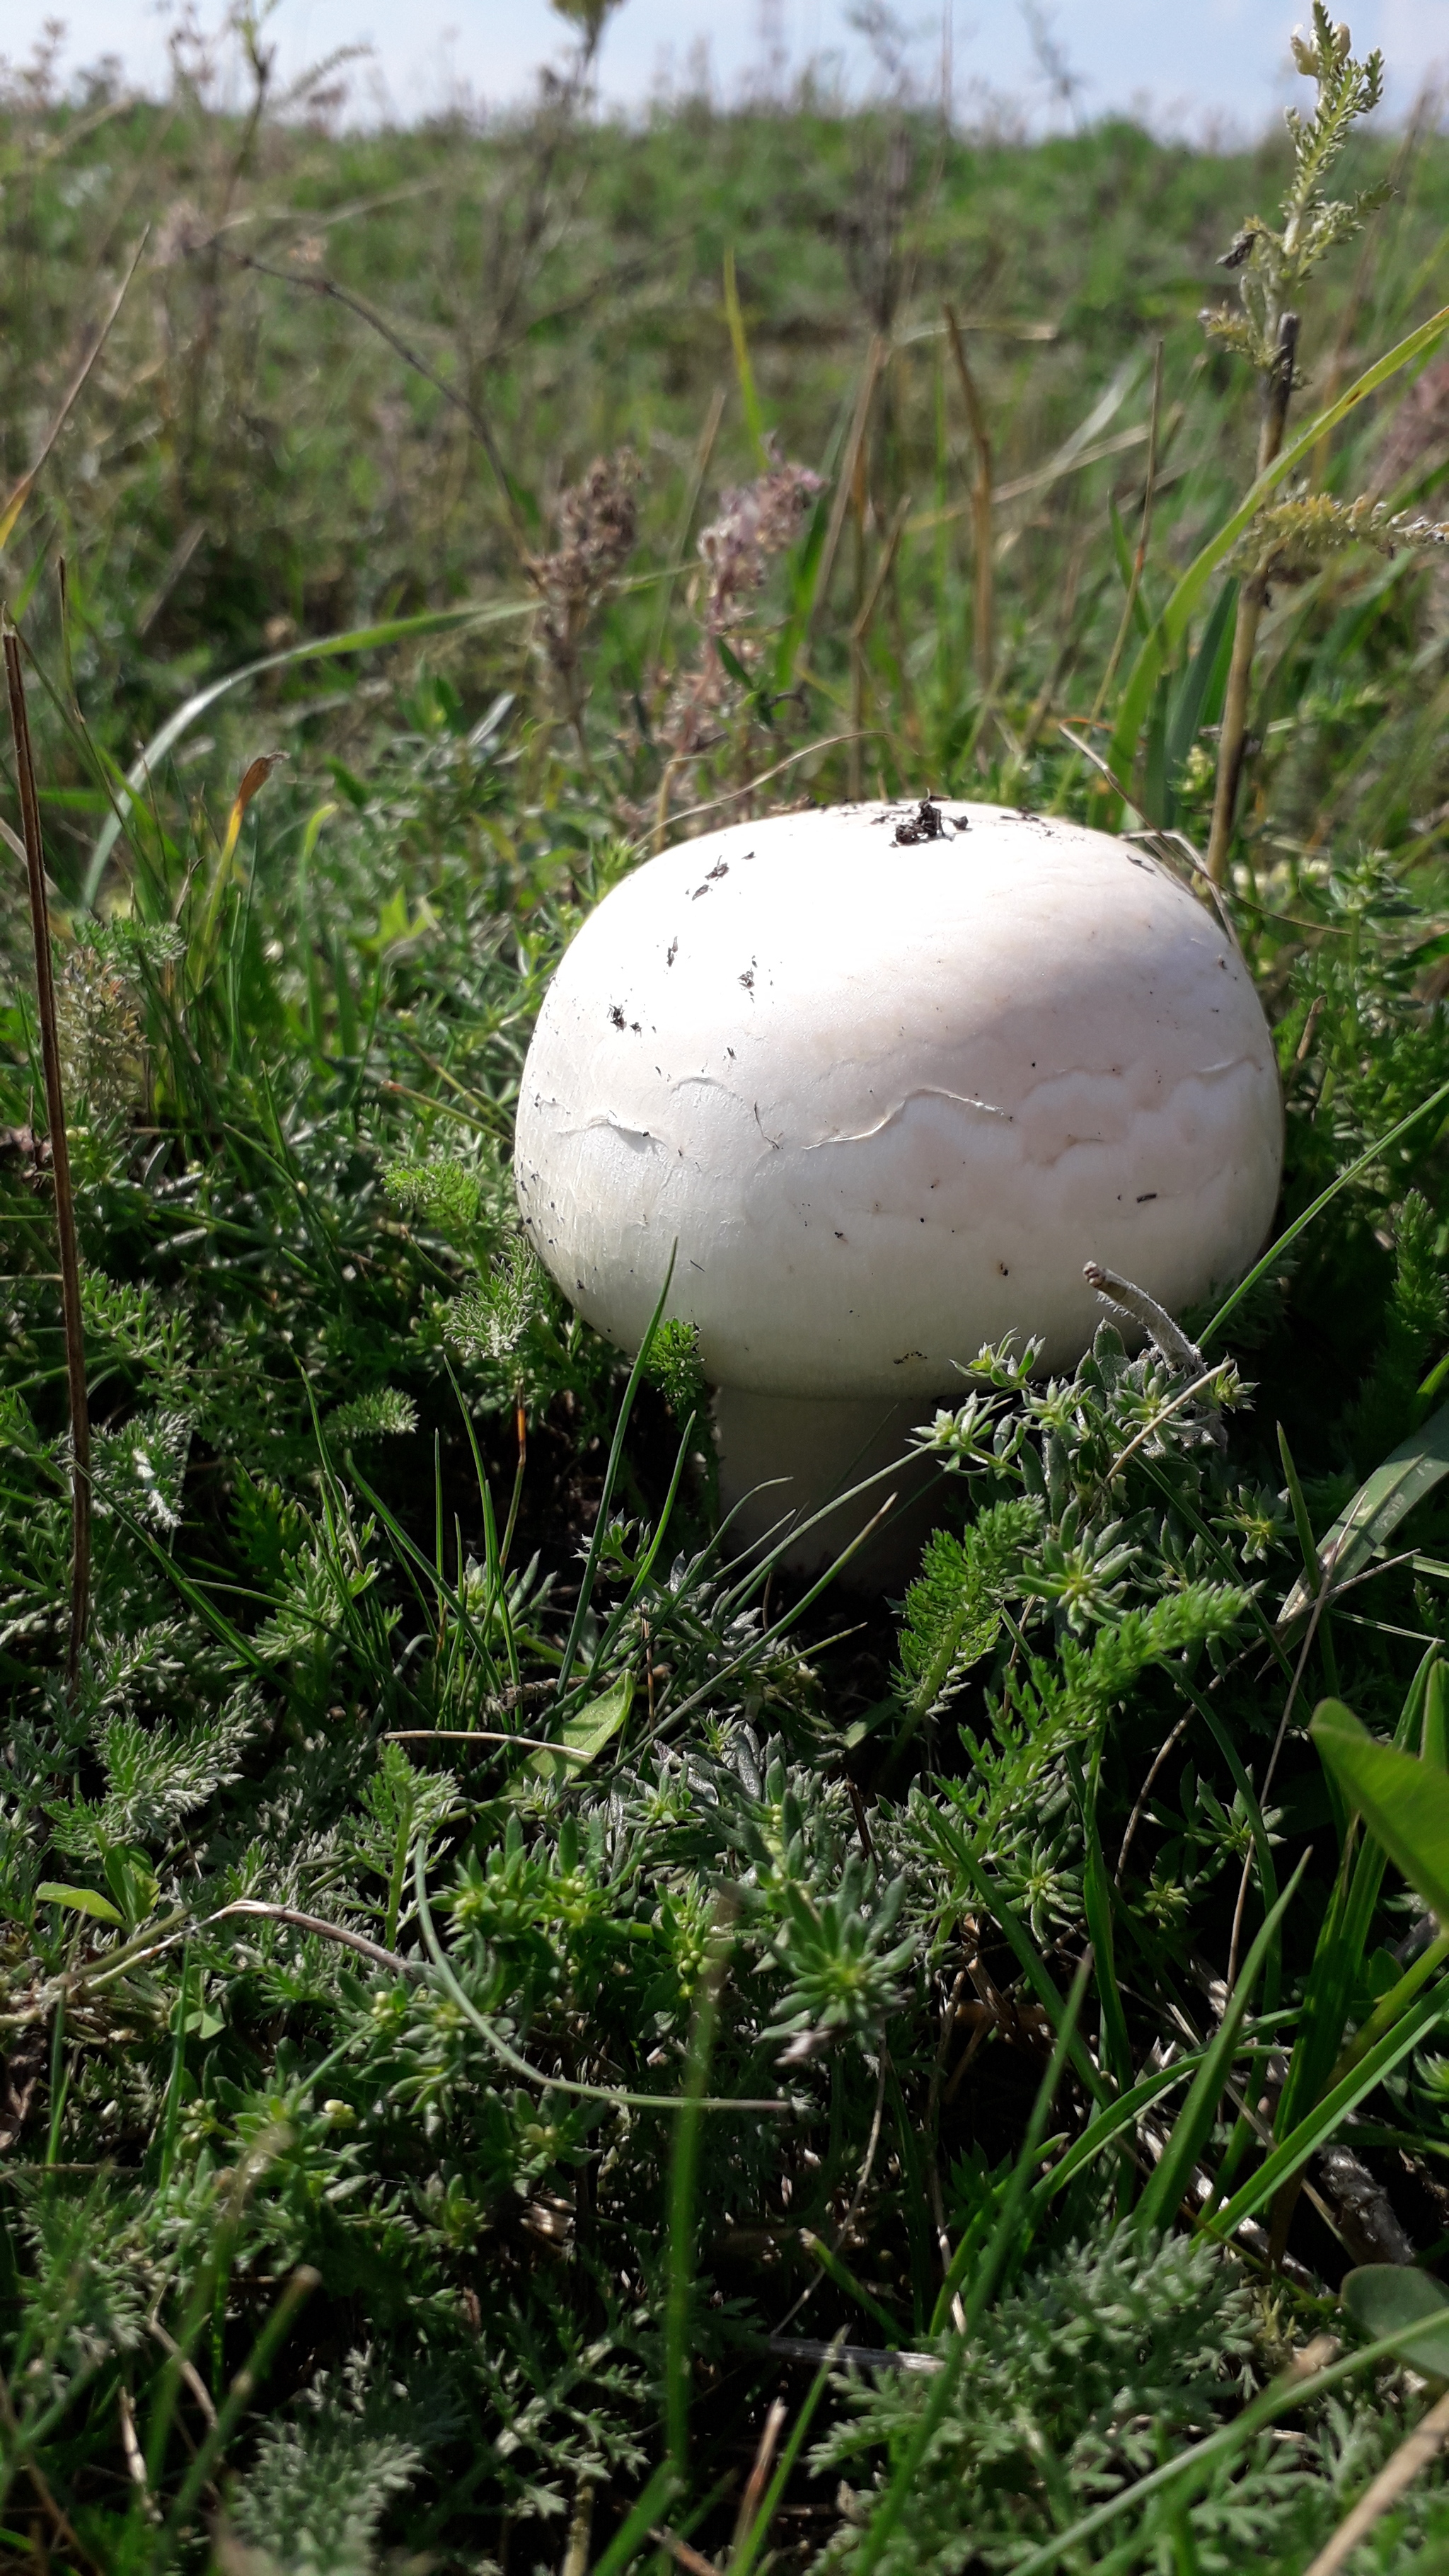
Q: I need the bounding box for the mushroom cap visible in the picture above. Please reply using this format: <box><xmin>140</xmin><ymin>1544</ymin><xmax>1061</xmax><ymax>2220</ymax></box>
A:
<box><xmin>514</xmin><ymin>803</ymin><xmax>1283</xmax><ymax>1397</ymax></box>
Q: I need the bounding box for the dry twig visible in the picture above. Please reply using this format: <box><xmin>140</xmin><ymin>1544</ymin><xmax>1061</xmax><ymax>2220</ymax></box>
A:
<box><xmin>5</xmin><ymin>624</ymin><xmax>90</xmax><ymax>1693</ymax></box>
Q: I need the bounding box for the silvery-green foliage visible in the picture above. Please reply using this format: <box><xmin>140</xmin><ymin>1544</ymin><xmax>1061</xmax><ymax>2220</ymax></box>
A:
<box><xmin>326</xmin><ymin>1386</ymin><xmax>418</xmax><ymax>1441</ymax></box>
<box><xmin>809</xmin><ymin>2224</ymin><xmax>1278</xmax><ymax>2575</ymax></box>
<box><xmin>226</xmin><ymin>2359</ymin><xmax>427</xmax><ymax>2576</ymax></box>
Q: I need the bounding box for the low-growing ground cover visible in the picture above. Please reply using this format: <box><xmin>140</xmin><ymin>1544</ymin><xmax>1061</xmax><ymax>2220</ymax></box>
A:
<box><xmin>6</xmin><ymin>7</ymin><xmax>1449</xmax><ymax>2571</ymax></box>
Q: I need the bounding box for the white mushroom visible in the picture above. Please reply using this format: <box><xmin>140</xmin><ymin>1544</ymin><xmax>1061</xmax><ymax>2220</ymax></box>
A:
<box><xmin>514</xmin><ymin>802</ymin><xmax>1283</xmax><ymax>1570</ymax></box>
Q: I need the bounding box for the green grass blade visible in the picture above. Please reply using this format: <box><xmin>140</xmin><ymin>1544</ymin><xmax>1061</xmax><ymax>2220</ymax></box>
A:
<box><xmin>1082</xmin><ymin>1756</ymin><xmax>1133</xmax><ymax>2098</ymax></box>
<box><xmin>1205</xmin><ymin>1075</ymin><xmax>1449</xmax><ymax>1354</ymax></box>
<box><xmin>1162</xmin><ymin>573</ymin><xmax>1237</xmax><ymax>788</ymax></box>
<box><xmin>664</xmin><ymin>1919</ymin><xmax>727</xmax><ymax>2476</ymax></box>
<box><xmin>723</xmin><ymin>247</ymin><xmax>768</xmax><ymax>463</ymax></box>
<box><xmin>1207</xmin><ymin>1975</ymin><xmax>1449</xmax><ymax>2240</ymax></box>
<box><xmin>587</xmin><ymin>2463</ymin><xmax>681</xmax><ymax>2576</ymax></box>
<box><xmin>729</xmin><ymin>2340</ymin><xmax>841</xmax><ymax>2576</ymax></box>
<box><xmin>1022</xmin><ymin>2054</ymin><xmax>1205</xmax><ymax>2224</ymax></box>
<box><xmin>799</xmin><ymin>2230</ymin><xmax>903</xmax><ymax>2342</ymax></box>
<box><xmin>956</xmin><ymin>1851</ymin><xmax>1112</xmax><ymax>2107</ymax></box>
<box><xmin>555</xmin><ymin>1251</ymin><xmax>678</xmax><ymax>1696</ymax></box>
<box><xmin>1133</xmin><ymin>1853</ymin><xmax>1306</xmax><ymax>2239</ymax></box>
<box><xmin>1179</xmin><ymin>1677</ymin><xmax>1281</xmax><ymax>2012</ymax></box>
<box><xmin>1311</xmin><ymin>1696</ymin><xmax>1449</xmax><ymax>1920</ymax></box>
<box><xmin>1274</xmin><ymin>1652</ymin><xmax>1436</xmax><ymax>2141</ymax></box>
<box><xmin>1280</xmin><ymin>1398</ymin><xmax>1449</xmax><ymax>1627</ymax></box>
<box><xmin>1107</xmin><ymin>301</ymin><xmax>1449</xmax><ymax>798</ymax></box>
<box><xmin>155</xmin><ymin>2267</ymin><xmax>320</xmax><ymax>2565</ymax></box>
<box><xmin>81</xmin><ymin>594</ymin><xmax>534</xmax><ymax>904</ymax></box>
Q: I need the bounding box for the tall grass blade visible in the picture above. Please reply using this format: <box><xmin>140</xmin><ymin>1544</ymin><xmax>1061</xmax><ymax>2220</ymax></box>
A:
<box><xmin>82</xmin><ymin>594</ymin><xmax>535</xmax><ymax>903</ymax></box>
<box><xmin>1207</xmin><ymin>1975</ymin><xmax>1449</xmax><ymax>2240</ymax></box>
<box><xmin>664</xmin><ymin>1909</ymin><xmax>729</xmax><ymax>2478</ymax></box>
<box><xmin>870</xmin><ymin>1956</ymin><xmax>1093</xmax><ymax>2566</ymax></box>
<box><xmin>1133</xmin><ymin>1853</ymin><xmax>1306</xmax><ymax>2238</ymax></box>
<box><xmin>1205</xmin><ymin>1075</ymin><xmax>1449</xmax><ymax>1352</ymax></box>
<box><xmin>1281</xmin><ymin>1399</ymin><xmax>1449</xmax><ymax>1627</ymax></box>
<box><xmin>555</xmin><ymin>1251</ymin><xmax>677</xmax><ymax>1696</ymax></box>
<box><xmin>723</xmin><ymin>248</ymin><xmax>768</xmax><ymax>464</ymax></box>
<box><xmin>1107</xmin><ymin>302</ymin><xmax>1449</xmax><ymax>807</ymax></box>
<box><xmin>1005</xmin><ymin>2301</ymin><xmax>1449</xmax><ymax>2576</ymax></box>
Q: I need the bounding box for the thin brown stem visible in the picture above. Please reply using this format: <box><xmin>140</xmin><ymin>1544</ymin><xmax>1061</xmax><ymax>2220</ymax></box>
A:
<box><xmin>5</xmin><ymin>626</ymin><xmax>89</xmax><ymax>1695</ymax></box>
<box><xmin>802</xmin><ymin>334</ymin><xmax>884</xmax><ymax>672</ymax></box>
<box><xmin>850</xmin><ymin>493</ymin><xmax>911</xmax><ymax>799</ymax></box>
<box><xmin>1206</xmin><ymin>311</ymin><xmax>1300</xmax><ymax>883</ymax></box>
<box><xmin>943</xmin><ymin>302</ymin><xmax>994</xmax><ymax>696</ymax></box>
<box><xmin>1115</xmin><ymin>1713</ymin><xmax>1193</xmax><ymax>1888</ymax></box>
<box><xmin>731</xmin><ymin>2396</ymin><xmax>788</xmax><ymax>2563</ymax></box>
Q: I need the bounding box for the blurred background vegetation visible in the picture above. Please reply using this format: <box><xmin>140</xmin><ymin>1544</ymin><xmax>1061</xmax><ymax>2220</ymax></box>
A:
<box><xmin>3</xmin><ymin>4</ymin><xmax>1448</xmax><ymax>868</ymax></box>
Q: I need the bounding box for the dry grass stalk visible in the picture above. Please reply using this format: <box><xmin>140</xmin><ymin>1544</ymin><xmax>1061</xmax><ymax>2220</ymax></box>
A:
<box><xmin>850</xmin><ymin>491</ymin><xmax>911</xmax><ymax>799</ymax></box>
<box><xmin>1301</xmin><ymin>2386</ymin><xmax>1449</xmax><ymax>2576</ymax></box>
<box><xmin>803</xmin><ymin>335</ymin><xmax>885</xmax><ymax>667</ymax></box>
<box><xmin>1206</xmin><ymin>309</ymin><xmax>1300</xmax><ymax>881</ymax></box>
<box><xmin>944</xmin><ymin>302</ymin><xmax>995</xmax><ymax>695</ymax></box>
<box><xmin>4</xmin><ymin>623</ymin><xmax>90</xmax><ymax>1695</ymax></box>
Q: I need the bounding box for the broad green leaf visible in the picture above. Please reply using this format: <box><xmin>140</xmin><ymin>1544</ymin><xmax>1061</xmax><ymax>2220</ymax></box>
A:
<box><xmin>1281</xmin><ymin>1398</ymin><xmax>1449</xmax><ymax>1627</ymax></box>
<box><xmin>35</xmin><ymin>1881</ymin><xmax>125</xmax><ymax>1926</ymax></box>
<box><xmin>1342</xmin><ymin>2265</ymin><xmax>1449</xmax><ymax>2379</ymax></box>
<box><xmin>1274</xmin><ymin>1650</ymin><xmax>1438</xmax><ymax>2145</ymax></box>
<box><xmin>531</xmin><ymin>1669</ymin><xmax>635</xmax><ymax>1778</ymax></box>
<box><xmin>169</xmin><ymin>1992</ymin><xmax>226</xmax><ymax>2041</ymax></box>
<box><xmin>1311</xmin><ymin>1698</ymin><xmax>1449</xmax><ymax>1923</ymax></box>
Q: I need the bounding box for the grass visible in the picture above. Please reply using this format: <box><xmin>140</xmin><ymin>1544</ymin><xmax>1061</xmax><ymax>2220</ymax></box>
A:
<box><xmin>5</xmin><ymin>7</ymin><xmax>1449</xmax><ymax>2570</ymax></box>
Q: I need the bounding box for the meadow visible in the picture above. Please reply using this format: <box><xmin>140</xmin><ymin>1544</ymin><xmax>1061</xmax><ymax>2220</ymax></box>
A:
<box><xmin>6</xmin><ymin>4</ymin><xmax>1449</xmax><ymax>2568</ymax></box>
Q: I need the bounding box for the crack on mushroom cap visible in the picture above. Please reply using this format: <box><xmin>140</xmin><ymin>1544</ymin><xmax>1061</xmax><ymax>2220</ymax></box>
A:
<box><xmin>802</xmin><ymin>1085</ymin><xmax>1013</xmax><ymax>1144</ymax></box>
<box><xmin>558</xmin><ymin>1059</ymin><xmax>1264</xmax><ymax>1172</ymax></box>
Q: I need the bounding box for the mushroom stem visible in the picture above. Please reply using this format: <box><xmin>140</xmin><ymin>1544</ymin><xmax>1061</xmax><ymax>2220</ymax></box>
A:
<box><xmin>712</xmin><ymin>1386</ymin><xmax>939</xmax><ymax>1582</ymax></box>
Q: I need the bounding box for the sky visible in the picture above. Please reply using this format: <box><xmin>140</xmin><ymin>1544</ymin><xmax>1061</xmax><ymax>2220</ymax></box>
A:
<box><xmin>8</xmin><ymin>0</ymin><xmax>1449</xmax><ymax>135</ymax></box>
